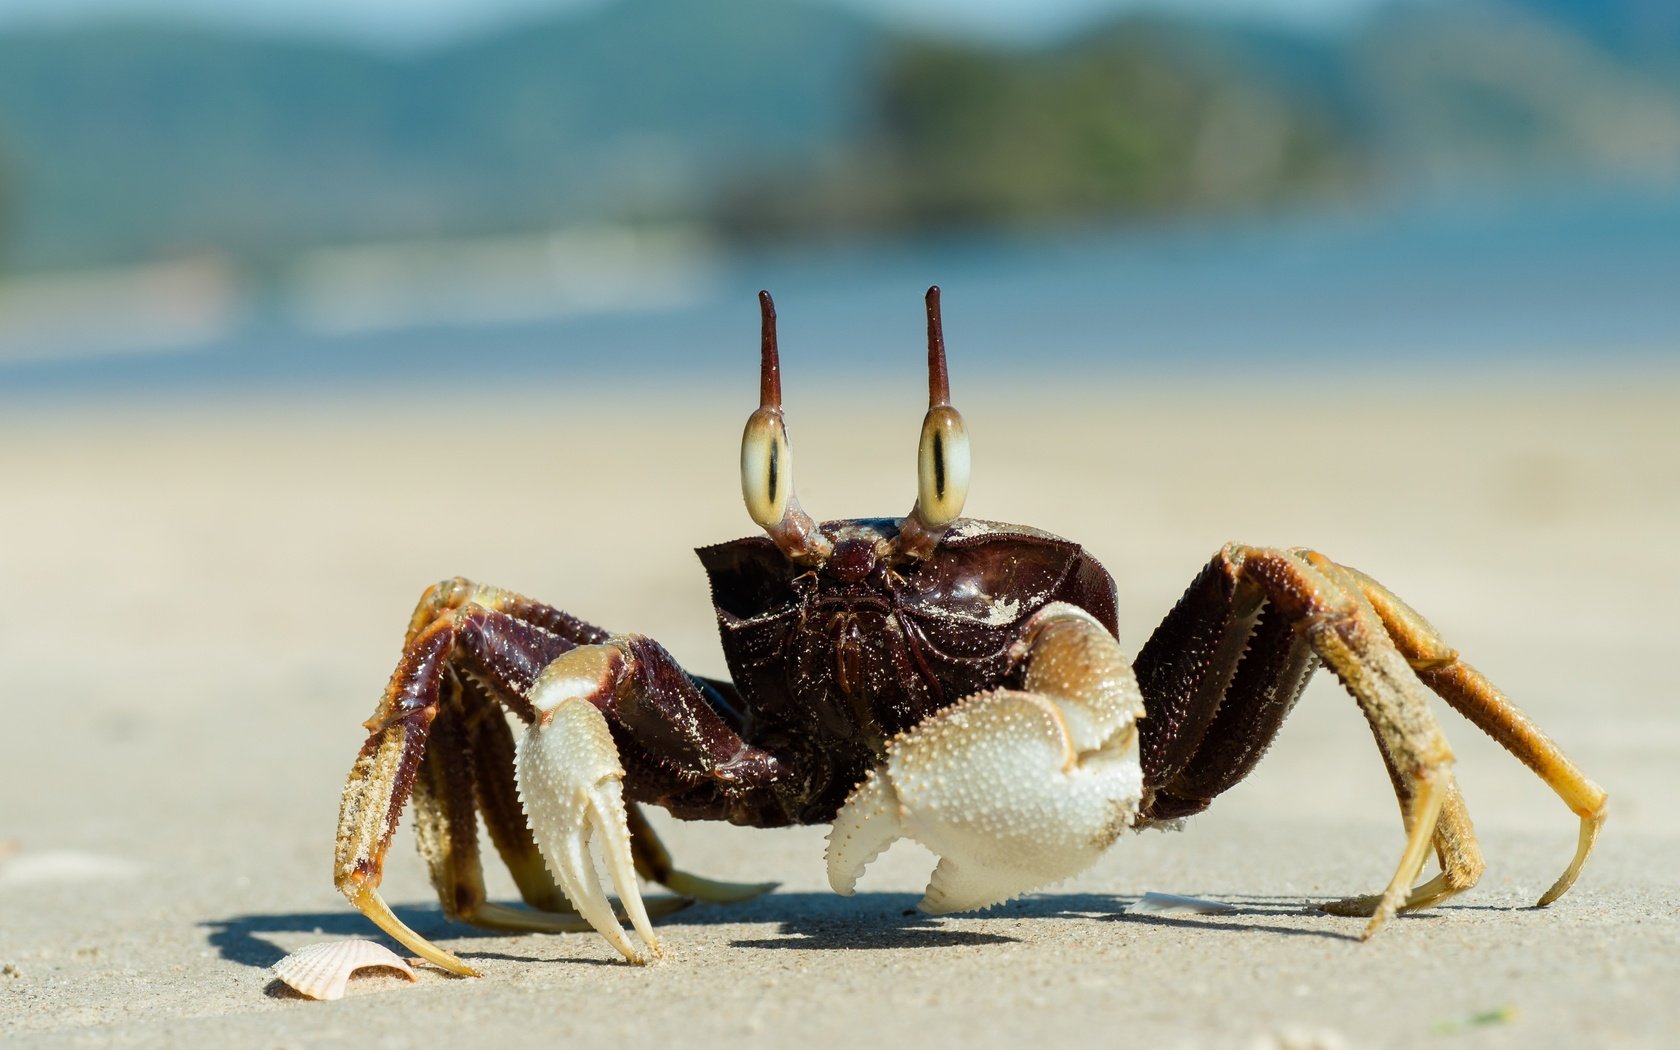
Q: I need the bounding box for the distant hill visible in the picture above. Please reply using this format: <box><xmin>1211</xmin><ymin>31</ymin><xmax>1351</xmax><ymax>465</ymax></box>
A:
<box><xmin>1504</xmin><ymin>0</ymin><xmax>1680</xmax><ymax>66</ymax></box>
<box><xmin>716</xmin><ymin>0</ymin><xmax>1680</xmax><ymax>237</ymax></box>
<box><xmin>0</xmin><ymin>0</ymin><xmax>882</xmax><ymax>270</ymax></box>
<box><xmin>0</xmin><ymin>0</ymin><xmax>1677</xmax><ymax>273</ymax></box>
<box><xmin>1345</xmin><ymin>0</ymin><xmax>1680</xmax><ymax>188</ymax></box>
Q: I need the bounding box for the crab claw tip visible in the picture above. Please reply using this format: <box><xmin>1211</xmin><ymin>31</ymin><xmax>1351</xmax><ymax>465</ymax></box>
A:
<box><xmin>826</xmin><ymin>770</ymin><xmax>903</xmax><ymax>896</ymax></box>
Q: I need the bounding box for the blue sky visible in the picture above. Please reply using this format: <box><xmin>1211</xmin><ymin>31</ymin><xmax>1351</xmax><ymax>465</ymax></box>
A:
<box><xmin>0</xmin><ymin>0</ymin><xmax>1389</xmax><ymax>46</ymax></box>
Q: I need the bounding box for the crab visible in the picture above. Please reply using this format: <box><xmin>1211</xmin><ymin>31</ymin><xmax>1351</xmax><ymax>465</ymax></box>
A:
<box><xmin>334</xmin><ymin>287</ymin><xmax>1608</xmax><ymax>976</ymax></box>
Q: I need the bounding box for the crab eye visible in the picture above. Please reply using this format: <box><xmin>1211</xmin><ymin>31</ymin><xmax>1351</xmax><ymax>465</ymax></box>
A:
<box><xmin>916</xmin><ymin>404</ymin><xmax>969</xmax><ymax>528</ymax></box>
<box><xmin>741</xmin><ymin>407</ymin><xmax>793</xmax><ymax>529</ymax></box>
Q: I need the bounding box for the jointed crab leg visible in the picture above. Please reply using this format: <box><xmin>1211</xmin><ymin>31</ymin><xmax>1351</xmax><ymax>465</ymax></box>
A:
<box><xmin>1133</xmin><ymin>561</ymin><xmax>1277</xmax><ymax>798</ymax></box>
<box><xmin>1136</xmin><ymin>553</ymin><xmax>1488</xmax><ymax>913</ymax></box>
<box><xmin>626</xmin><ymin>802</ymin><xmax>777</xmax><ymax>904</ymax></box>
<box><xmin>1229</xmin><ymin>546</ymin><xmax>1461</xmax><ymax>936</ymax></box>
<box><xmin>1321</xmin><ymin>765</ymin><xmax>1485</xmax><ymax>916</ymax></box>
<box><xmin>338</xmin><ymin>591</ymin><xmax>581</xmax><ymax>975</ymax></box>
<box><xmin>514</xmin><ymin>639</ymin><xmax>786</xmax><ymax>962</ymax></box>
<box><xmin>1335</xmin><ymin>561</ymin><xmax>1608</xmax><ymax>905</ymax></box>
<box><xmin>447</xmin><ymin>674</ymin><xmax>575</xmax><ymax>915</ymax></box>
<box><xmin>1137</xmin><ymin>546</ymin><xmax>1461</xmax><ymax>937</ymax></box>
<box><xmin>1142</xmin><ymin>582</ymin><xmax>1318</xmax><ymax>817</ymax></box>
<box><xmin>337</xmin><ymin>579</ymin><xmax>780</xmax><ymax>973</ymax></box>
<box><xmin>408</xmin><ymin>672</ymin><xmax>694</xmax><ymax>933</ymax></box>
<box><xmin>1137</xmin><ymin>544</ymin><xmax>1601</xmax><ymax>934</ymax></box>
<box><xmin>409</xmin><ymin>674</ymin><xmax>580</xmax><ymax>930</ymax></box>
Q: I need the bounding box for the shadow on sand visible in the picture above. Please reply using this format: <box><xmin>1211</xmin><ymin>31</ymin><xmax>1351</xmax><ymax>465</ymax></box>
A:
<box><xmin>206</xmin><ymin>888</ymin><xmax>1414</xmax><ymax>973</ymax></box>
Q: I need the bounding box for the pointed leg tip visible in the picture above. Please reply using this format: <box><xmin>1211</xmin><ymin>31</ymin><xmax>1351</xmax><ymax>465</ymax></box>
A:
<box><xmin>348</xmin><ymin>882</ymin><xmax>481</xmax><ymax>976</ymax></box>
<box><xmin>662</xmin><ymin>870</ymin><xmax>778</xmax><ymax>904</ymax></box>
<box><xmin>1361</xmin><ymin>905</ymin><xmax>1399</xmax><ymax>940</ymax></box>
<box><xmin>1535</xmin><ymin>879</ymin><xmax>1571</xmax><ymax>908</ymax></box>
<box><xmin>1535</xmin><ymin>810</ymin><xmax>1603</xmax><ymax>908</ymax></box>
<box><xmin>412</xmin><ymin>948</ymin><xmax>482</xmax><ymax>977</ymax></box>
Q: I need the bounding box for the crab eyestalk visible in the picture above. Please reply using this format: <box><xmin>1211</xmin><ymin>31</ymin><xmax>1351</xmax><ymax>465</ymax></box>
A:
<box><xmin>741</xmin><ymin>291</ymin><xmax>832</xmax><ymax>565</ymax></box>
<box><xmin>895</xmin><ymin>286</ymin><xmax>971</xmax><ymax>560</ymax></box>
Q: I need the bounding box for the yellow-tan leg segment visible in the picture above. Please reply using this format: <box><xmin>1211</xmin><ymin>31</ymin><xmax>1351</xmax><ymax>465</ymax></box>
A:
<box><xmin>626</xmin><ymin>802</ymin><xmax>777</xmax><ymax>904</ymax></box>
<box><xmin>1337</xmin><ymin>563</ymin><xmax>1608</xmax><ymax>906</ymax></box>
<box><xmin>339</xmin><ymin>702</ymin><xmax>480</xmax><ymax>975</ymax></box>
<box><xmin>1322</xmin><ymin>767</ymin><xmax>1485</xmax><ymax>916</ymax></box>
<box><xmin>1305</xmin><ymin>554</ymin><xmax>1488</xmax><ymax>916</ymax></box>
<box><xmin>1223</xmin><ymin>546</ymin><xmax>1460</xmax><ymax>938</ymax></box>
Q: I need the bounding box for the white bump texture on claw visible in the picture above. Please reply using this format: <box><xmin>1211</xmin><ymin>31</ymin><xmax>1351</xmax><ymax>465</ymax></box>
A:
<box><xmin>826</xmin><ymin>688</ymin><xmax>1143</xmax><ymax>914</ymax></box>
<box><xmin>826</xmin><ymin>769</ymin><xmax>903</xmax><ymax>897</ymax></box>
<box><xmin>271</xmin><ymin>940</ymin><xmax>416</xmax><ymax>1001</ymax></box>
<box><xmin>517</xmin><ymin>696</ymin><xmax>660</xmax><ymax>963</ymax></box>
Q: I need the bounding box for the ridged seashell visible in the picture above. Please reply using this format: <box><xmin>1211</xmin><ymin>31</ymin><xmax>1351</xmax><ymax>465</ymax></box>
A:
<box><xmin>272</xmin><ymin>940</ymin><xmax>417</xmax><ymax>1000</ymax></box>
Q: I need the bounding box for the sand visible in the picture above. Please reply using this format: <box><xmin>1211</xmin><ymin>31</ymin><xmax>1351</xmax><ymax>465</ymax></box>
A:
<box><xmin>2</xmin><ymin>376</ymin><xmax>1676</xmax><ymax>1047</ymax></box>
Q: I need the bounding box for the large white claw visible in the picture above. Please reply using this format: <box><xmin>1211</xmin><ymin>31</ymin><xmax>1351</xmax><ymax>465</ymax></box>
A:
<box><xmin>826</xmin><ymin>688</ymin><xmax>1144</xmax><ymax>914</ymax></box>
<box><xmin>517</xmin><ymin>696</ymin><xmax>660</xmax><ymax>963</ymax></box>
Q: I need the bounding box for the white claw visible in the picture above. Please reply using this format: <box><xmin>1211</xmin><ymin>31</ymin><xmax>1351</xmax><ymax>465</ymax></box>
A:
<box><xmin>517</xmin><ymin>697</ymin><xmax>659</xmax><ymax>963</ymax></box>
<box><xmin>827</xmin><ymin>689</ymin><xmax>1143</xmax><ymax>914</ymax></box>
<box><xmin>825</xmin><ymin>769</ymin><xmax>904</xmax><ymax>896</ymax></box>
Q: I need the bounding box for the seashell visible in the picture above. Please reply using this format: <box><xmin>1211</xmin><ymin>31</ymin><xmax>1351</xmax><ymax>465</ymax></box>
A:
<box><xmin>272</xmin><ymin>939</ymin><xmax>417</xmax><ymax>1001</ymax></box>
<box><xmin>1125</xmin><ymin>891</ymin><xmax>1237</xmax><ymax>916</ymax></box>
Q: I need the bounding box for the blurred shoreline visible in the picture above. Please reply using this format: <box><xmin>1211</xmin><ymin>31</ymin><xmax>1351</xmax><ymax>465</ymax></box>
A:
<box><xmin>3</xmin><ymin>185</ymin><xmax>1676</xmax><ymax>401</ymax></box>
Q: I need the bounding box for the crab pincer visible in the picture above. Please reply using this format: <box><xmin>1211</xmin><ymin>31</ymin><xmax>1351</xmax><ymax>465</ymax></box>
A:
<box><xmin>518</xmin><ymin>663</ymin><xmax>661</xmax><ymax>963</ymax></box>
<box><xmin>828</xmin><ymin>605</ymin><xmax>1146</xmax><ymax>912</ymax></box>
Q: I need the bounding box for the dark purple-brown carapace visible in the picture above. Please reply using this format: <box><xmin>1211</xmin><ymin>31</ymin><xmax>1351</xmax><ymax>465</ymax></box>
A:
<box><xmin>334</xmin><ymin>288</ymin><xmax>1607</xmax><ymax>976</ymax></box>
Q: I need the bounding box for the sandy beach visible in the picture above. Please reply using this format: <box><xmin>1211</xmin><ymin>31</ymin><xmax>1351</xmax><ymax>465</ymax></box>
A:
<box><xmin>2</xmin><ymin>376</ymin><xmax>1676</xmax><ymax>1047</ymax></box>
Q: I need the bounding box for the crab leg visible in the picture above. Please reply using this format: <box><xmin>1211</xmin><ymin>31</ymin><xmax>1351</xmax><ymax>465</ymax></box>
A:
<box><xmin>337</xmin><ymin>599</ymin><xmax>578</xmax><ymax>975</ymax></box>
<box><xmin>1138</xmin><ymin>575</ymin><xmax>1488</xmax><ymax>914</ymax></box>
<box><xmin>626</xmin><ymin>802</ymin><xmax>777</xmax><ymax>904</ymax></box>
<box><xmin>1333</xmin><ymin>560</ymin><xmax>1608</xmax><ymax>906</ymax></box>
<box><xmin>1135</xmin><ymin>570</ymin><xmax>1315</xmax><ymax>817</ymax></box>
<box><xmin>1162</xmin><ymin>545</ymin><xmax>1493</xmax><ymax>936</ymax></box>
<box><xmin>515</xmin><ymin>639</ymin><xmax>785</xmax><ymax>962</ymax></box>
<box><xmin>409</xmin><ymin>673</ymin><xmax>693</xmax><ymax>933</ymax></box>
<box><xmin>827</xmin><ymin>603</ymin><xmax>1146</xmax><ymax>913</ymax></box>
<box><xmin>451</xmin><ymin>674</ymin><xmax>575</xmax><ymax>915</ymax></box>
<box><xmin>1237</xmin><ymin>546</ymin><xmax>1465</xmax><ymax>936</ymax></box>
<box><xmin>412</xmin><ymin>676</ymin><xmax>596</xmax><ymax>933</ymax></box>
<box><xmin>337</xmin><ymin>580</ymin><xmax>779</xmax><ymax>973</ymax></box>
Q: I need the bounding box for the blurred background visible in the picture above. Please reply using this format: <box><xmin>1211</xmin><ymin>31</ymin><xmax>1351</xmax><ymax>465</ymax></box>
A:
<box><xmin>4</xmin><ymin>4</ymin><xmax>1680</xmax><ymax>1041</ymax></box>
<box><xmin>0</xmin><ymin>0</ymin><xmax>1677</xmax><ymax>385</ymax></box>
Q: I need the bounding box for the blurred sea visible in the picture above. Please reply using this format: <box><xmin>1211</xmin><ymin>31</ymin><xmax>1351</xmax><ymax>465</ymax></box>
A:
<box><xmin>1</xmin><ymin>184</ymin><xmax>1676</xmax><ymax>401</ymax></box>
